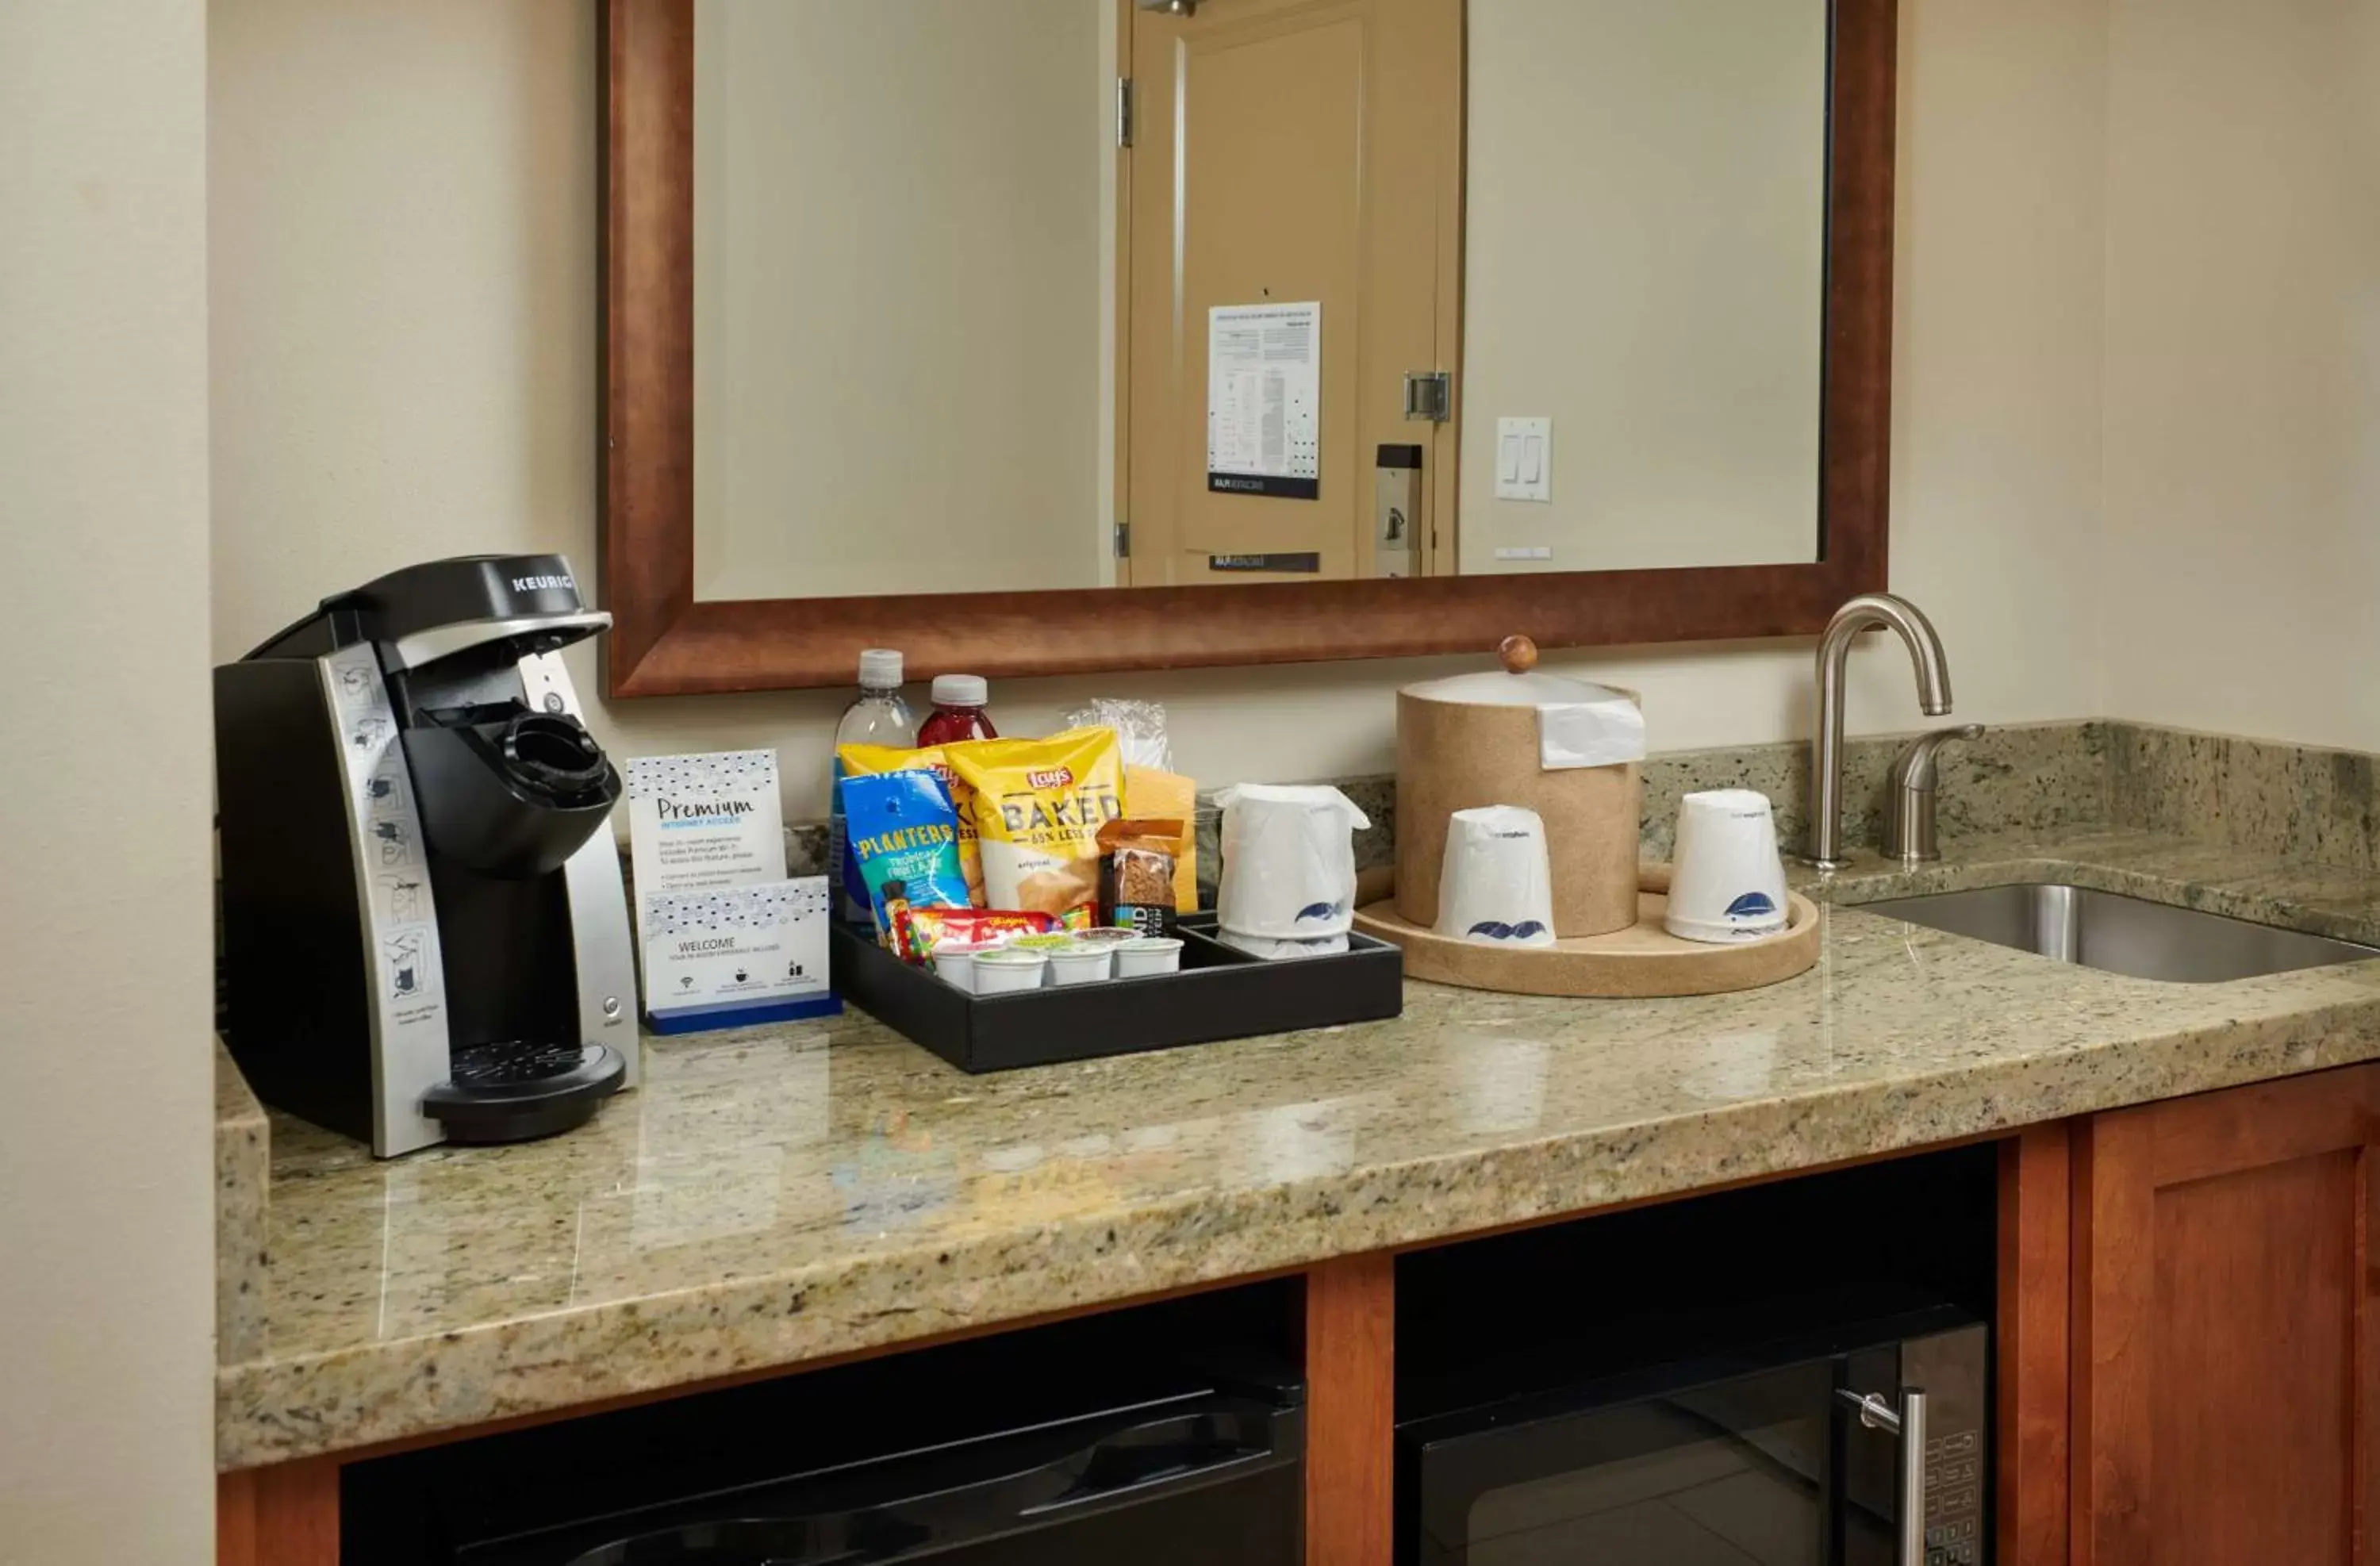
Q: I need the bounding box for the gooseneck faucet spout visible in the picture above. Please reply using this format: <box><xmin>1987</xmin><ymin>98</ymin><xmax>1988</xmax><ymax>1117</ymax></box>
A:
<box><xmin>1803</xmin><ymin>593</ymin><xmax>1954</xmax><ymax>869</ymax></box>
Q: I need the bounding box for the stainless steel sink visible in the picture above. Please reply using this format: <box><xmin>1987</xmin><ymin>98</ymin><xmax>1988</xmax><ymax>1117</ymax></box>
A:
<box><xmin>1858</xmin><ymin>882</ymin><xmax>2380</xmax><ymax>983</ymax></box>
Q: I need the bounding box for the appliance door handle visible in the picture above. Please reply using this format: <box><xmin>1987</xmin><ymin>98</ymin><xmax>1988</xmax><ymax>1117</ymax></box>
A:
<box><xmin>1836</xmin><ymin>1385</ymin><xmax>1928</xmax><ymax>1566</ymax></box>
<box><xmin>554</xmin><ymin>1396</ymin><xmax>1301</xmax><ymax>1566</ymax></box>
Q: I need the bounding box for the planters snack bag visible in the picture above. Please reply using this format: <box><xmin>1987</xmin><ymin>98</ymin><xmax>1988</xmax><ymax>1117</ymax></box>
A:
<box><xmin>838</xmin><ymin>742</ymin><xmax>985</xmax><ymax>904</ymax></box>
<box><xmin>841</xmin><ymin>769</ymin><xmax>969</xmax><ymax>950</ymax></box>
<box><xmin>946</xmin><ymin>727</ymin><xmax>1124</xmax><ymax>930</ymax></box>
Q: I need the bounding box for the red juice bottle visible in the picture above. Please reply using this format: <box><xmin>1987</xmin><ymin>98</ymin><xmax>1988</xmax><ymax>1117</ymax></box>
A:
<box><xmin>917</xmin><ymin>674</ymin><xmax>997</xmax><ymax>746</ymax></box>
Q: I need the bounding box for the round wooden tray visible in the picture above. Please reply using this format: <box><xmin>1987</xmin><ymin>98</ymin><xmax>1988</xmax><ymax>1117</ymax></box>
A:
<box><xmin>1353</xmin><ymin>864</ymin><xmax>1821</xmax><ymax>998</ymax></box>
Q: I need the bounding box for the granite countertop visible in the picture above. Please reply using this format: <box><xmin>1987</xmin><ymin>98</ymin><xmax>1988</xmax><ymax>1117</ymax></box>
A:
<box><xmin>215</xmin><ymin>827</ymin><xmax>2380</xmax><ymax>1470</ymax></box>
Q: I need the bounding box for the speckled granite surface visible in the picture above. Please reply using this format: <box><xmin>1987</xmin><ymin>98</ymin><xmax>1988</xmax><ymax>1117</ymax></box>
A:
<box><xmin>2107</xmin><ymin>721</ymin><xmax>2380</xmax><ymax>872</ymax></box>
<box><xmin>216</xmin><ymin>820</ymin><xmax>2380</xmax><ymax>1470</ymax></box>
<box><xmin>216</xmin><ymin>1040</ymin><xmax>270</xmax><ymax>1368</ymax></box>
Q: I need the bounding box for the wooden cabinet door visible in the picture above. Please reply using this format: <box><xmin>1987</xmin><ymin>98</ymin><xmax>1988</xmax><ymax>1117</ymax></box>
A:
<box><xmin>2073</xmin><ymin>1065</ymin><xmax>2380</xmax><ymax>1566</ymax></box>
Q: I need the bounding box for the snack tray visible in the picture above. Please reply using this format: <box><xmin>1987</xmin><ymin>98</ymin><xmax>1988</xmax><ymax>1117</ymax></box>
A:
<box><xmin>828</xmin><ymin>915</ymin><xmax>1403</xmax><ymax>1073</ymax></box>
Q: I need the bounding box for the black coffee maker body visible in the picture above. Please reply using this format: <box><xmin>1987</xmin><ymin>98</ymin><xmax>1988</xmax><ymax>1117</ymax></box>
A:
<box><xmin>216</xmin><ymin>555</ymin><xmax>638</xmax><ymax>1156</ymax></box>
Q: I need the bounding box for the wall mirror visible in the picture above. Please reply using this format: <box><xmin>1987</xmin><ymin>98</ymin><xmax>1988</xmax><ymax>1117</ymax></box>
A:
<box><xmin>604</xmin><ymin>0</ymin><xmax>1894</xmax><ymax>695</ymax></box>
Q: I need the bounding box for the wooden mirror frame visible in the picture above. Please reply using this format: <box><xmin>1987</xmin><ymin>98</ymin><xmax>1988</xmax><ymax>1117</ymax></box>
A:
<box><xmin>601</xmin><ymin>0</ymin><xmax>1896</xmax><ymax>697</ymax></box>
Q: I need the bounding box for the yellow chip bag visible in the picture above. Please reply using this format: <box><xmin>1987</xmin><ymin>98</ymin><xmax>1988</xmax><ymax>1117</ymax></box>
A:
<box><xmin>945</xmin><ymin>727</ymin><xmax>1124</xmax><ymax>928</ymax></box>
<box><xmin>837</xmin><ymin>743</ymin><xmax>985</xmax><ymax>905</ymax></box>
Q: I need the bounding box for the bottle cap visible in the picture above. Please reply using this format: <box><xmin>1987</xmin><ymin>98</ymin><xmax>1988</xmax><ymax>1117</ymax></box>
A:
<box><xmin>931</xmin><ymin>674</ymin><xmax>988</xmax><ymax>708</ymax></box>
<box><xmin>856</xmin><ymin>648</ymin><xmax>904</xmax><ymax>689</ymax></box>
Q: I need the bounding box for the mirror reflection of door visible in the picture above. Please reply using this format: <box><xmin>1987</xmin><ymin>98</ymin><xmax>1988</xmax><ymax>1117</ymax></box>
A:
<box><xmin>1119</xmin><ymin>0</ymin><xmax>1464</xmax><ymax>587</ymax></box>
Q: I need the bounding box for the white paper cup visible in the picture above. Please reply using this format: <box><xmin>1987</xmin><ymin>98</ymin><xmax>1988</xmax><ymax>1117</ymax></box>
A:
<box><xmin>1434</xmin><ymin>805</ymin><xmax>1558</xmax><ymax>946</ymax></box>
<box><xmin>1114</xmin><ymin>936</ymin><xmax>1184</xmax><ymax>978</ymax></box>
<box><xmin>1215</xmin><ymin>784</ymin><xmax>1370</xmax><ymax>939</ymax></box>
<box><xmin>1665</xmin><ymin>789</ymin><xmax>1791</xmax><ymax>944</ymax></box>
<box><xmin>1045</xmin><ymin>944</ymin><xmax>1114</xmax><ymax>986</ymax></box>
<box><xmin>1218</xmin><ymin>929</ymin><xmax>1349</xmax><ymax>960</ymax></box>
<box><xmin>970</xmin><ymin>948</ymin><xmax>1047</xmax><ymax>994</ymax></box>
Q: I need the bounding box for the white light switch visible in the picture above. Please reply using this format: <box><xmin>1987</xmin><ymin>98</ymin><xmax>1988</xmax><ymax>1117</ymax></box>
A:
<box><xmin>1493</xmin><ymin>417</ymin><xmax>1552</xmax><ymax>502</ymax></box>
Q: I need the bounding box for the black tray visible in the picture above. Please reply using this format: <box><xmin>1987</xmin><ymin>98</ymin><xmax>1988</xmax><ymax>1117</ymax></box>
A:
<box><xmin>830</xmin><ymin>916</ymin><xmax>1403</xmax><ymax>1073</ymax></box>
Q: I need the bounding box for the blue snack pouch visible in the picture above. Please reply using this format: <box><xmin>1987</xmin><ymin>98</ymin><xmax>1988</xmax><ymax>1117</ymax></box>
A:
<box><xmin>840</xmin><ymin>768</ymin><xmax>970</xmax><ymax>952</ymax></box>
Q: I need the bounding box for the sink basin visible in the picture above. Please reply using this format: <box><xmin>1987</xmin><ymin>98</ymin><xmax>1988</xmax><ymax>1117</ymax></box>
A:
<box><xmin>1859</xmin><ymin>882</ymin><xmax>2379</xmax><ymax>983</ymax></box>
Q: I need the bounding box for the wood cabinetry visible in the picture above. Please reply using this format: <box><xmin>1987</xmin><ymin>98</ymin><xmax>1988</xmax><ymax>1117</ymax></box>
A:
<box><xmin>2071</xmin><ymin>1065</ymin><xmax>2380</xmax><ymax>1566</ymax></box>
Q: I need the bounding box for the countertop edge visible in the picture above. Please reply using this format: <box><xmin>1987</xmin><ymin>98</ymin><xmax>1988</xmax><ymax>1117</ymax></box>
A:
<box><xmin>215</xmin><ymin>1038</ymin><xmax>271</xmax><ymax>1370</ymax></box>
<box><xmin>214</xmin><ymin>989</ymin><xmax>2380</xmax><ymax>1471</ymax></box>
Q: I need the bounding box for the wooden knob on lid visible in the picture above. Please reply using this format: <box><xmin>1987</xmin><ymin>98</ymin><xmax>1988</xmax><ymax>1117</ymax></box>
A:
<box><xmin>1499</xmin><ymin>634</ymin><xmax>1539</xmax><ymax>674</ymax></box>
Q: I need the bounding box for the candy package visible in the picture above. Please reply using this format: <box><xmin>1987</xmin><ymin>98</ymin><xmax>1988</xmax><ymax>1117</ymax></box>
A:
<box><xmin>899</xmin><ymin>906</ymin><xmax>1062</xmax><ymax>962</ymax></box>
<box><xmin>840</xmin><ymin>769</ymin><xmax>970</xmax><ymax>950</ymax></box>
<box><xmin>946</xmin><ymin>727</ymin><xmax>1124</xmax><ymax>929</ymax></box>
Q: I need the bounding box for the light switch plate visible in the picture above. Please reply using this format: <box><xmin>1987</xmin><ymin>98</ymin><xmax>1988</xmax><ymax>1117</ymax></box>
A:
<box><xmin>1493</xmin><ymin>417</ymin><xmax>1551</xmax><ymax>501</ymax></box>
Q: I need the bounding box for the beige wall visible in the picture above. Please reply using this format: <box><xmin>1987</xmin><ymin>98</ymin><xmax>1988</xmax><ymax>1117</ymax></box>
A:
<box><xmin>691</xmin><ymin>0</ymin><xmax>1112</xmax><ymax>602</ymax></box>
<box><xmin>211</xmin><ymin>0</ymin><xmax>2109</xmax><ymax>825</ymax></box>
<box><xmin>1461</xmin><ymin>0</ymin><xmax>1829</xmax><ymax>574</ymax></box>
<box><xmin>0</xmin><ymin>0</ymin><xmax>216</xmax><ymax>1558</ymax></box>
<box><xmin>2099</xmin><ymin>0</ymin><xmax>2380</xmax><ymax>750</ymax></box>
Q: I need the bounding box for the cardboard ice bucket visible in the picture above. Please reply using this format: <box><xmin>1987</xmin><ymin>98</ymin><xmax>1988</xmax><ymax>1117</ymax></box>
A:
<box><xmin>1394</xmin><ymin>636</ymin><xmax>1645</xmax><ymax>939</ymax></box>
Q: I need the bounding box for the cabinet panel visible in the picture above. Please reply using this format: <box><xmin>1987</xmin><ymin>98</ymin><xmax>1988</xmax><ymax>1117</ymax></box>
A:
<box><xmin>1999</xmin><ymin>1124</ymin><xmax>2071</xmax><ymax>1566</ymax></box>
<box><xmin>219</xmin><ymin>1461</ymin><xmax>338</xmax><ymax>1566</ymax></box>
<box><xmin>2074</xmin><ymin>1065</ymin><xmax>2380</xmax><ymax>1566</ymax></box>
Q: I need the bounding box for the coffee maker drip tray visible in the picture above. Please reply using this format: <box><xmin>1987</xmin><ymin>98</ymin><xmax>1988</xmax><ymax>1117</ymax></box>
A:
<box><xmin>421</xmin><ymin>1041</ymin><xmax>628</xmax><ymax>1144</ymax></box>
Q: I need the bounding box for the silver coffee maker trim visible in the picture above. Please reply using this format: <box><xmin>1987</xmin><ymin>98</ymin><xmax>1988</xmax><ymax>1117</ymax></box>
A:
<box><xmin>320</xmin><ymin>643</ymin><xmax>451</xmax><ymax>1157</ymax></box>
<box><xmin>520</xmin><ymin>650</ymin><xmax>640</xmax><ymax>1089</ymax></box>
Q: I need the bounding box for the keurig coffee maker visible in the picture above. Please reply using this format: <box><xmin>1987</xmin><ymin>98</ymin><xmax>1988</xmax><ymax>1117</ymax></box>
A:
<box><xmin>216</xmin><ymin>555</ymin><xmax>638</xmax><ymax>1157</ymax></box>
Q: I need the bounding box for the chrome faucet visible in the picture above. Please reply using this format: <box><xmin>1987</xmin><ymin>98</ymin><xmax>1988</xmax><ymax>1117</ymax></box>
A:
<box><xmin>1802</xmin><ymin>593</ymin><xmax>1956</xmax><ymax>869</ymax></box>
<box><xmin>1883</xmin><ymin>722</ymin><xmax>1984</xmax><ymax>863</ymax></box>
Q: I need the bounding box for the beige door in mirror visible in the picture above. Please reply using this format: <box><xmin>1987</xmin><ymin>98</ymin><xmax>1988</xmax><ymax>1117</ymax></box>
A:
<box><xmin>1123</xmin><ymin>0</ymin><xmax>1462</xmax><ymax>587</ymax></box>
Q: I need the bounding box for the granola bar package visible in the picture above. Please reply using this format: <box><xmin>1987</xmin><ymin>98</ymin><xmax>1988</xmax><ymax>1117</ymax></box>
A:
<box><xmin>1097</xmin><ymin>817</ymin><xmax>1187</xmax><ymax>936</ymax></box>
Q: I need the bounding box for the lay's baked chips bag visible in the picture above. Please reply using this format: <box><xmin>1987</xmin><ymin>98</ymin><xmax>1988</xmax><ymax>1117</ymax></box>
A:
<box><xmin>837</xmin><ymin>742</ymin><xmax>985</xmax><ymax>905</ymax></box>
<box><xmin>945</xmin><ymin>727</ymin><xmax>1124</xmax><ymax>929</ymax></box>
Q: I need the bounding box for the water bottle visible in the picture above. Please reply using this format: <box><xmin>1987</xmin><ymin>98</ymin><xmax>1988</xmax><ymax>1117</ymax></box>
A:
<box><xmin>830</xmin><ymin>648</ymin><xmax>916</xmax><ymax>921</ymax></box>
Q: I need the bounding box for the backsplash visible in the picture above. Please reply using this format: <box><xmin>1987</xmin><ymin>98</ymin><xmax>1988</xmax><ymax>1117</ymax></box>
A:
<box><xmin>777</xmin><ymin>722</ymin><xmax>2108</xmax><ymax>886</ymax></box>
<box><xmin>773</xmin><ymin>720</ymin><xmax>2379</xmax><ymax>893</ymax></box>
<box><xmin>2108</xmin><ymin>722</ymin><xmax>2380</xmax><ymax>873</ymax></box>
<box><xmin>1641</xmin><ymin>720</ymin><xmax>2110</xmax><ymax>861</ymax></box>
<box><xmin>1229</xmin><ymin>722</ymin><xmax>2111</xmax><ymax>886</ymax></box>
